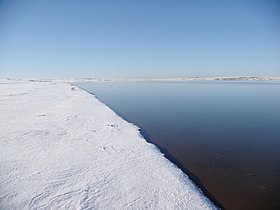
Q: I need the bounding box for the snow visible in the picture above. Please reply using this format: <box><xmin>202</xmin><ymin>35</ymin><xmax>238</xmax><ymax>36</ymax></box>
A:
<box><xmin>0</xmin><ymin>79</ymin><xmax>217</xmax><ymax>210</ymax></box>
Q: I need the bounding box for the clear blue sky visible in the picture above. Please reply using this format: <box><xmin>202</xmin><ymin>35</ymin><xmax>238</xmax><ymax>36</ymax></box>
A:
<box><xmin>1</xmin><ymin>0</ymin><xmax>280</xmax><ymax>78</ymax></box>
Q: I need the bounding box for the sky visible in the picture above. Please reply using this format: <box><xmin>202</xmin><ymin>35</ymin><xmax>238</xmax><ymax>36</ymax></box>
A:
<box><xmin>0</xmin><ymin>0</ymin><xmax>280</xmax><ymax>78</ymax></box>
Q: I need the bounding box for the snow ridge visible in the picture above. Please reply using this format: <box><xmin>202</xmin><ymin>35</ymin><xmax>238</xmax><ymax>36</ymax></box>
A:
<box><xmin>0</xmin><ymin>79</ymin><xmax>217</xmax><ymax>210</ymax></box>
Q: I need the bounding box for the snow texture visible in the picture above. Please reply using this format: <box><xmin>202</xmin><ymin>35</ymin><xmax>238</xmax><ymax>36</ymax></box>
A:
<box><xmin>0</xmin><ymin>79</ymin><xmax>217</xmax><ymax>210</ymax></box>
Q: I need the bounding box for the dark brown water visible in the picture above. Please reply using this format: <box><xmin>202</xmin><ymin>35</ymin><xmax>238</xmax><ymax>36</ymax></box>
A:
<box><xmin>78</xmin><ymin>81</ymin><xmax>280</xmax><ymax>210</ymax></box>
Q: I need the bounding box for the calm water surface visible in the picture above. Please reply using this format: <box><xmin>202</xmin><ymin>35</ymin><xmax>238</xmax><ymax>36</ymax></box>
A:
<box><xmin>78</xmin><ymin>81</ymin><xmax>280</xmax><ymax>210</ymax></box>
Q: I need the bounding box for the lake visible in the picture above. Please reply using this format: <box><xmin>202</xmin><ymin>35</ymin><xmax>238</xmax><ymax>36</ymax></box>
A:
<box><xmin>78</xmin><ymin>81</ymin><xmax>280</xmax><ymax>210</ymax></box>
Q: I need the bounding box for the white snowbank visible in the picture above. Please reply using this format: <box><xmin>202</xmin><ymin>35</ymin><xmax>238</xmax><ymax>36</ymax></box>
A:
<box><xmin>0</xmin><ymin>79</ymin><xmax>217</xmax><ymax>210</ymax></box>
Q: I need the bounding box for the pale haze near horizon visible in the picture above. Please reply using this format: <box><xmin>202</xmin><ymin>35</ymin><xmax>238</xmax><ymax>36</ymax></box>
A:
<box><xmin>0</xmin><ymin>0</ymin><xmax>280</xmax><ymax>78</ymax></box>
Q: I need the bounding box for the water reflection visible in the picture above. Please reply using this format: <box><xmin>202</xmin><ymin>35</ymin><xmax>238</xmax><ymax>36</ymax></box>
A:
<box><xmin>78</xmin><ymin>81</ymin><xmax>280</xmax><ymax>210</ymax></box>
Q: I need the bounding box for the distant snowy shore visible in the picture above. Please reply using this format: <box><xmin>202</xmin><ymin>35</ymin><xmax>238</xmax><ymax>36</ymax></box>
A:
<box><xmin>69</xmin><ymin>76</ymin><xmax>280</xmax><ymax>83</ymax></box>
<box><xmin>0</xmin><ymin>79</ymin><xmax>216</xmax><ymax>209</ymax></box>
<box><xmin>3</xmin><ymin>76</ymin><xmax>280</xmax><ymax>84</ymax></box>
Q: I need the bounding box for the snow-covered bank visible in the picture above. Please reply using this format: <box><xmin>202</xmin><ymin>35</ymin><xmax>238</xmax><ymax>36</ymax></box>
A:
<box><xmin>0</xmin><ymin>79</ymin><xmax>216</xmax><ymax>210</ymax></box>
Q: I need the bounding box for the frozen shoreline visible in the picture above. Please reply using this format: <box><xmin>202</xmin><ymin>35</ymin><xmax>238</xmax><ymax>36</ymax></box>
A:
<box><xmin>0</xmin><ymin>79</ymin><xmax>216</xmax><ymax>209</ymax></box>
